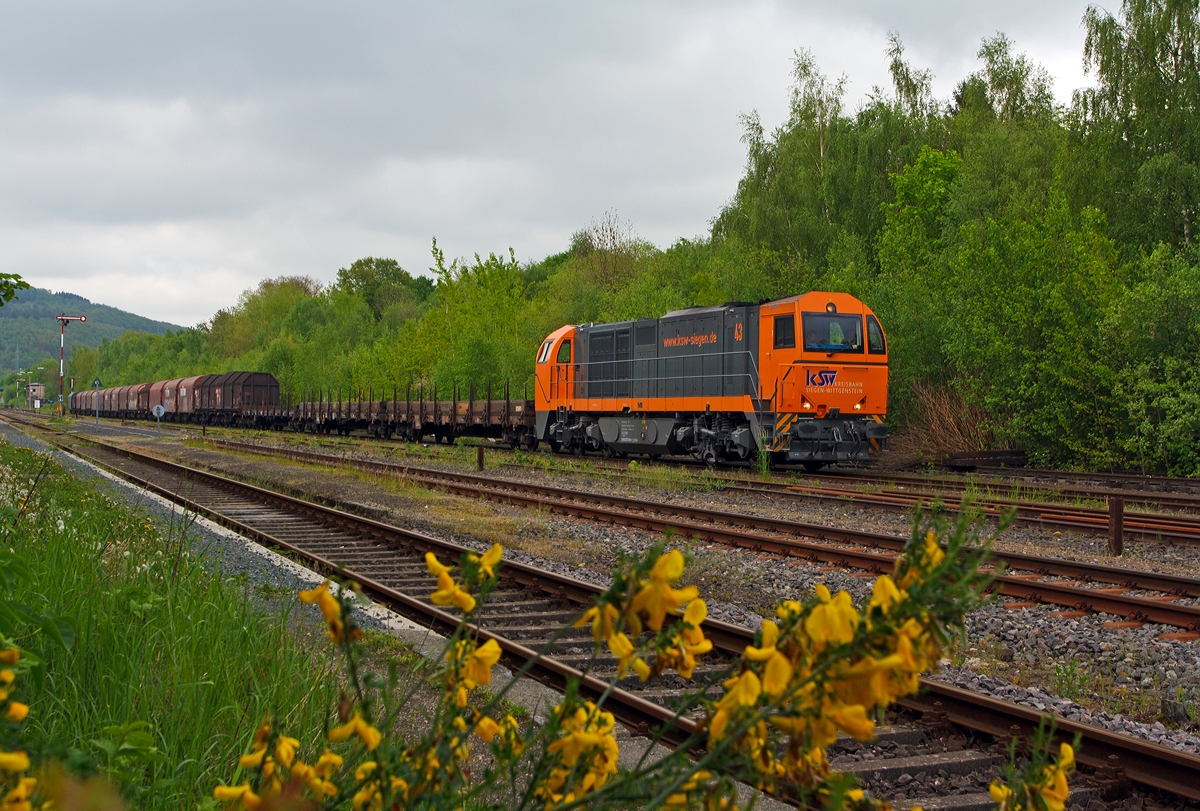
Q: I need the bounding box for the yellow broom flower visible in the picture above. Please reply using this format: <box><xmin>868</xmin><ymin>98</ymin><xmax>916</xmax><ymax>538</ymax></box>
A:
<box><xmin>682</xmin><ymin>598</ymin><xmax>708</xmax><ymax>643</ymax></box>
<box><xmin>989</xmin><ymin>782</ymin><xmax>1016</xmax><ymax>808</ymax></box>
<box><xmin>5</xmin><ymin>703</ymin><xmax>28</xmax><ymax>723</ymax></box>
<box><xmin>328</xmin><ymin>713</ymin><xmax>382</xmax><ymax>751</ymax></box>
<box><xmin>425</xmin><ymin>551</ymin><xmax>451</xmax><ymax>577</ymax></box>
<box><xmin>868</xmin><ymin>575</ymin><xmax>906</xmax><ymax>615</ymax></box>
<box><xmin>313</xmin><ymin>749</ymin><xmax>344</xmax><ymax>778</ymax></box>
<box><xmin>3</xmin><ymin>776</ymin><xmax>36</xmax><ymax>811</ymax></box>
<box><xmin>0</xmin><ymin>751</ymin><xmax>29</xmax><ymax>773</ymax></box>
<box><xmin>743</xmin><ymin>620</ymin><xmax>793</xmax><ymax>697</ymax></box>
<box><xmin>923</xmin><ymin>530</ymin><xmax>945</xmax><ymax>567</ymax></box>
<box><xmin>709</xmin><ymin>671</ymin><xmax>761</xmax><ymax>740</ymax></box>
<box><xmin>607</xmin><ymin>632</ymin><xmax>651</xmax><ymax>681</ymax></box>
<box><xmin>431</xmin><ymin>571</ymin><xmax>476</xmax><ymax>613</ymax></box>
<box><xmin>274</xmin><ymin>735</ymin><xmax>300</xmax><ymax>768</ymax></box>
<box><xmin>631</xmin><ymin>549</ymin><xmax>699</xmax><ymax>631</ymax></box>
<box><xmin>213</xmin><ymin>783</ymin><xmax>262</xmax><ymax>810</ymax></box>
<box><xmin>475</xmin><ymin>716</ymin><xmax>502</xmax><ymax>742</ymax></box>
<box><xmin>299</xmin><ymin>581</ymin><xmax>350</xmax><ymax>642</ymax></box>
<box><xmin>804</xmin><ymin>585</ymin><xmax>859</xmax><ymax>647</ymax></box>
<box><xmin>828</xmin><ymin>702</ymin><xmax>875</xmax><ymax>741</ymax></box>
<box><xmin>575</xmin><ymin>603</ymin><xmax>620</xmax><ymax>644</ymax></box>
<box><xmin>462</xmin><ymin>638</ymin><xmax>502</xmax><ymax>687</ymax></box>
<box><xmin>469</xmin><ymin>543</ymin><xmax>503</xmax><ymax>578</ymax></box>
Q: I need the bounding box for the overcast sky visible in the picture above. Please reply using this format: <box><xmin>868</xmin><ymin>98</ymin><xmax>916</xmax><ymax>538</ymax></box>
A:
<box><xmin>0</xmin><ymin>1</ymin><xmax>1099</xmax><ymax>327</ymax></box>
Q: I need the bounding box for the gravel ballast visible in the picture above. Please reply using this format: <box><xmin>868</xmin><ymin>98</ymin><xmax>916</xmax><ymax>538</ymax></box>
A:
<box><xmin>19</xmin><ymin>424</ymin><xmax>1200</xmax><ymax>758</ymax></box>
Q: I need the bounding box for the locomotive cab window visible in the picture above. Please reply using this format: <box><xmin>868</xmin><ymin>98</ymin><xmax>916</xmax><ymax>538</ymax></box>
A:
<box><xmin>802</xmin><ymin>313</ymin><xmax>864</xmax><ymax>354</ymax></box>
<box><xmin>867</xmin><ymin>315</ymin><xmax>886</xmax><ymax>355</ymax></box>
<box><xmin>556</xmin><ymin>340</ymin><xmax>572</xmax><ymax>364</ymax></box>
<box><xmin>537</xmin><ymin>339</ymin><xmax>554</xmax><ymax>364</ymax></box>
<box><xmin>773</xmin><ymin>314</ymin><xmax>796</xmax><ymax>349</ymax></box>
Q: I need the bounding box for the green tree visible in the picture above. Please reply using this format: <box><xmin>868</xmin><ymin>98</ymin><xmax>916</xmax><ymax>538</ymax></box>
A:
<box><xmin>1072</xmin><ymin>0</ymin><xmax>1200</xmax><ymax>249</ymax></box>
<box><xmin>335</xmin><ymin>258</ymin><xmax>434</xmax><ymax>321</ymax></box>
<box><xmin>0</xmin><ymin>274</ymin><xmax>30</xmax><ymax>307</ymax></box>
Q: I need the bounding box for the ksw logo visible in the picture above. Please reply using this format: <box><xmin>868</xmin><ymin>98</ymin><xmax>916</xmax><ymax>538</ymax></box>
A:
<box><xmin>806</xmin><ymin>370</ymin><xmax>837</xmax><ymax>387</ymax></box>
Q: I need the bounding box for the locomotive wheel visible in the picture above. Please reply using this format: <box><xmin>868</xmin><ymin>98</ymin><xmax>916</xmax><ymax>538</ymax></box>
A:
<box><xmin>802</xmin><ymin>461</ymin><xmax>825</xmax><ymax>473</ymax></box>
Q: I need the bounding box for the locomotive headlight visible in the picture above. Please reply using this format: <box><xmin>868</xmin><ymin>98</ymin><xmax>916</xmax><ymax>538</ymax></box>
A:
<box><xmin>854</xmin><ymin>403</ymin><xmax>862</xmax><ymax>410</ymax></box>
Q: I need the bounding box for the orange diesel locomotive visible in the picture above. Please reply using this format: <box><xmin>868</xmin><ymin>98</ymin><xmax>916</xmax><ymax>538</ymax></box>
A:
<box><xmin>533</xmin><ymin>291</ymin><xmax>889</xmax><ymax>468</ymax></box>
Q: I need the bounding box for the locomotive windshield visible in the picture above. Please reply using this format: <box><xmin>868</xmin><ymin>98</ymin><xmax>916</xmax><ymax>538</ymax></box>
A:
<box><xmin>802</xmin><ymin>313</ymin><xmax>864</xmax><ymax>354</ymax></box>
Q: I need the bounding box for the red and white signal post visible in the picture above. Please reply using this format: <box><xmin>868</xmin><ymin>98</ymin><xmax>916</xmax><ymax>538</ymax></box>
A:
<box><xmin>55</xmin><ymin>314</ymin><xmax>86</xmax><ymax>414</ymax></box>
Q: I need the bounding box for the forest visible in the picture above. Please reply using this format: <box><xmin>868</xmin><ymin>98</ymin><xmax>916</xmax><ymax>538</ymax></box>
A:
<box><xmin>66</xmin><ymin>0</ymin><xmax>1200</xmax><ymax>475</ymax></box>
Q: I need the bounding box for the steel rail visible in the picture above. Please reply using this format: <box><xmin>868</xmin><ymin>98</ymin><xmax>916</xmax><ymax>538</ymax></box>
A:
<box><xmin>57</xmin><ymin>410</ymin><xmax>1200</xmax><ymax>516</ymax></box>
<box><xmin>786</xmin><ymin>469</ymin><xmax>1200</xmax><ymax>510</ymax></box>
<box><xmin>193</xmin><ymin>438</ymin><xmax>1200</xmax><ymax>632</ymax></box>
<box><xmin>778</xmin><ymin>484</ymin><xmax>1200</xmax><ymax>544</ymax></box>
<box><xmin>14</xmin><ymin>421</ymin><xmax>1200</xmax><ymax>802</ymax></box>
<box><xmin>972</xmin><ymin>465</ymin><xmax>1200</xmax><ymax>496</ymax></box>
<box><xmin>19</xmin><ymin>427</ymin><xmax>714</xmax><ymax>745</ymax></box>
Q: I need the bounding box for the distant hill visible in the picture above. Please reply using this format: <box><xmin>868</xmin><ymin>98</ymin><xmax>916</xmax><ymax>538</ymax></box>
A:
<box><xmin>0</xmin><ymin>288</ymin><xmax>182</xmax><ymax>375</ymax></box>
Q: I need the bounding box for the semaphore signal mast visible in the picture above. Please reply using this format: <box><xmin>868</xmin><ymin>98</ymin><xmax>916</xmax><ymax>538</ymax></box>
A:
<box><xmin>55</xmin><ymin>314</ymin><xmax>86</xmax><ymax>414</ymax></box>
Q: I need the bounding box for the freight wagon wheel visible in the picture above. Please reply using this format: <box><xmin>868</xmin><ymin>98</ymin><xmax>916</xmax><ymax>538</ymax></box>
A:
<box><xmin>802</xmin><ymin>460</ymin><xmax>824</xmax><ymax>473</ymax></box>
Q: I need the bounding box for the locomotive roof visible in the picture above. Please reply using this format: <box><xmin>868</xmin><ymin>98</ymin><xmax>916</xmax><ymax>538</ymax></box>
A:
<box><xmin>662</xmin><ymin>302</ymin><xmax>753</xmax><ymax>317</ymax></box>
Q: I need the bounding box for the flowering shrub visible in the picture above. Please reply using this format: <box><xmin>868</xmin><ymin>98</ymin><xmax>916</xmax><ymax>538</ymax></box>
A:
<box><xmin>205</xmin><ymin>508</ymin><xmax>1076</xmax><ymax>811</ymax></box>
<box><xmin>0</xmin><ymin>474</ymin><xmax>1078</xmax><ymax>811</ymax></box>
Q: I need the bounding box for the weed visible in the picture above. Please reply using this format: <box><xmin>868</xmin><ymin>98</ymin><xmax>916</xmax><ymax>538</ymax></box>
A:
<box><xmin>0</xmin><ymin>439</ymin><xmax>334</xmax><ymax>809</ymax></box>
<box><xmin>1051</xmin><ymin>658</ymin><xmax>1091</xmax><ymax>702</ymax></box>
<box><xmin>753</xmin><ymin>441</ymin><xmax>770</xmax><ymax>481</ymax></box>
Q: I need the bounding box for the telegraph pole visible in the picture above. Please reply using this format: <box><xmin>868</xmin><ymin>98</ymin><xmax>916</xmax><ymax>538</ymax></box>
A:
<box><xmin>55</xmin><ymin>314</ymin><xmax>86</xmax><ymax>415</ymax></box>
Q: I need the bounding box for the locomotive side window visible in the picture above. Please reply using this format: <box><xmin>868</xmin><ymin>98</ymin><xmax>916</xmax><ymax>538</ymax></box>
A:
<box><xmin>773</xmin><ymin>314</ymin><xmax>796</xmax><ymax>349</ymax></box>
<box><xmin>867</xmin><ymin>316</ymin><xmax>886</xmax><ymax>355</ymax></box>
<box><xmin>537</xmin><ymin>339</ymin><xmax>554</xmax><ymax>364</ymax></box>
<box><xmin>802</xmin><ymin>313</ymin><xmax>864</xmax><ymax>354</ymax></box>
<box><xmin>556</xmin><ymin>340</ymin><xmax>572</xmax><ymax>364</ymax></box>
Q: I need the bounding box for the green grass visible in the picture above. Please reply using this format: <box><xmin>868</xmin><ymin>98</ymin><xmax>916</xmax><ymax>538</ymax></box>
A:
<box><xmin>0</xmin><ymin>439</ymin><xmax>336</xmax><ymax>809</ymax></box>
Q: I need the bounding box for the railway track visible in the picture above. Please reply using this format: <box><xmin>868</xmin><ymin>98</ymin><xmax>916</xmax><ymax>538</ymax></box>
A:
<box><xmin>44</xmin><ymin>413</ymin><xmax>1200</xmax><ymax>537</ymax></box>
<box><xmin>495</xmin><ymin>459</ymin><xmax>1200</xmax><ymax>545</ymax></box>
<box><xmin>973</xmin><ymin>465</ymin><xmax>1200</xmax><ymax>497</ymax></box>
<box><xmin>5</xmin><ymin>417</ymin><xmax>1200</xmax><ymax>806</ymax></box>
<box><xmin>15</xmin><ymin>415</ymin><xmax>1200</xmax><ymax>635</ymax></box>
<box><xmin>177</xmin><ymin>435</ymin><xmax>1200</xmax><ymax>638</ymax></box>
<box><xmin>766</xmin><ymin>481</ymin><xmax>1200</xmax><ymax>545</ymax></box>
<box><xmin>797</xmin><ymin>470</ymin><xmax>1200</xmax><ymax>512</ymax></box>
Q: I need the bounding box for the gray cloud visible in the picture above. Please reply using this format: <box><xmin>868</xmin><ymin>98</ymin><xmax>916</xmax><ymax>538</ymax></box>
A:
<box><xmin>0</xmin><ymin>1</ymin><xmax>1094</xmax><ymax>326</ymax></box>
